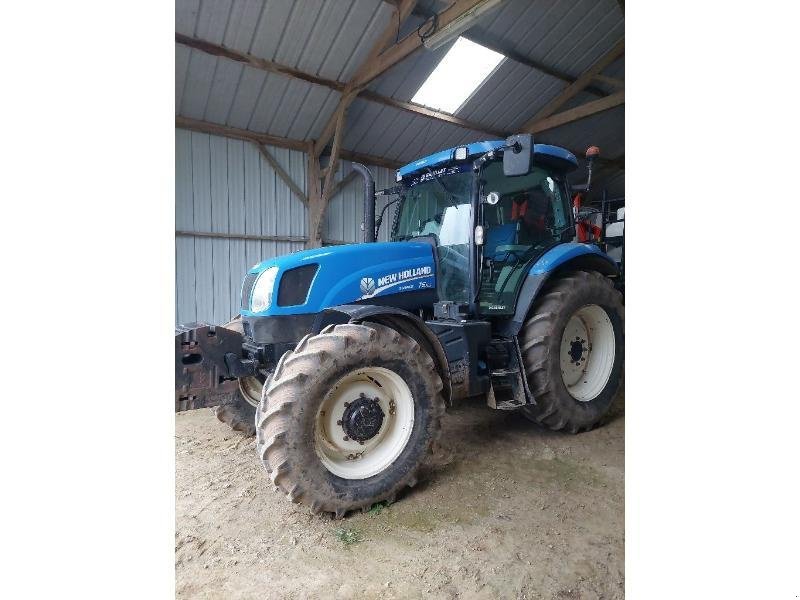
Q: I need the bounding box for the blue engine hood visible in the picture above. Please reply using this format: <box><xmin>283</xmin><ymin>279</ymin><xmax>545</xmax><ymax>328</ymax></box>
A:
<box><xmin>241</xmin><ymin>241</ymin><xmax>437</xmax><ymax>316</ymax></box>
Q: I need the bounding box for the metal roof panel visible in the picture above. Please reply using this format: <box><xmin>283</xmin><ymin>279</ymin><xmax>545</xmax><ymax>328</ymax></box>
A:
<box><xmin>176</xmin><ymin>0</ymin><xmax>623</xmax><ymax>182</ymax></box>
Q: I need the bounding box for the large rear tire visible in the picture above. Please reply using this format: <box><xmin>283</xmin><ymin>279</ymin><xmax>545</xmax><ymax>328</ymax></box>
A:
<box><xmin>213</xmin><ymin>317</ymin><xmax>263</xmax><ymax>437</ymax></box>
<box><xmin>256</xmin><ymin>322</ymin><xmax>445</xmax><ymax>517</ymax></box>
<box><xmin>520</xmin><ymin>270</ymin><xmax>624</xmax><ymax>433</ymax></box>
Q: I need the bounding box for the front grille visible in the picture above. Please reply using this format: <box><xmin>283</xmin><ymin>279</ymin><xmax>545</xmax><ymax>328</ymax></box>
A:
<box><xmin>241</xmin><ymin>272</ymin><xmax>259</xmax><ymax>310</ymax></box>
<box><xmin>277</xmin><ymin>264</ymin><xmax>319</xmax><ymax>306</ymax></box>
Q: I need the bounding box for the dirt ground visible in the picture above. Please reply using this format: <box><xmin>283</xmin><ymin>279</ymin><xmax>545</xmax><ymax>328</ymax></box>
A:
<box><xmin>176</xmin><ymin>392</ymin><xmax>624</xmax><ymax>600</ymax></box>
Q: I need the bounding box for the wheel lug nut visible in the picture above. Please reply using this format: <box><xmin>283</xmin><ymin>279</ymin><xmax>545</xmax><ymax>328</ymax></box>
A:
<box><xmin>343</xmin><ymin>436</ymin><xmax>349</xmax><ymax>441</ymax></box>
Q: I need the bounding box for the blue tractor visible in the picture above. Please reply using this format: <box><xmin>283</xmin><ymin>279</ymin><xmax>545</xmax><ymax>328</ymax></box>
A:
<box><xmin>176</xmin><ymin>134</ymin><xmax>624</xmax><ymax>517</ymax></box>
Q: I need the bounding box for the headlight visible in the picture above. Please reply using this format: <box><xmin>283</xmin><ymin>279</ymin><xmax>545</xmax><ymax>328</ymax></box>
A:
<box><xmin>250</xmin><ymin>266</ymin><xmax>278</xmax><ymax>312</ymax></box>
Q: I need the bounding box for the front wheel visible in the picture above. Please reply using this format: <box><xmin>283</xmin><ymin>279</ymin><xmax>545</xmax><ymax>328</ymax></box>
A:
<box><xmin>520</xmin><ymin>270</ymin><xmax>624</xmax><ymax>433</ymax></box>
<box><xmin>256</xmin><ymin>322</ymin><xmax>445</xmax><ymax>517</ymax></box>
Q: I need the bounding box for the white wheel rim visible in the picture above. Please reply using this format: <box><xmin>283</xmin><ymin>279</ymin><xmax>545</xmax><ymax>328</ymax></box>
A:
<box><xmin>560</xmin><ymin>304</ymin><xmax>616</xmax><ymax>402</ymax></box>
<box><xmin>239</xmin><ymin>376</ymin><xmax>263</xmax><ymax>408</ymax></box>
<box><xmin>314</xmin><ymin>367</ymin><xmax>414</xmax><ymax>480</ymax></box>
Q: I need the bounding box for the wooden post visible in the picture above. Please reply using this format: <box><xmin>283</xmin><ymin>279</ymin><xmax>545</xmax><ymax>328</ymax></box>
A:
<box><xmin>305</xmin><ymin>0</ymin><xmax>419</xmax><ymax>248</ymax></box>
<box><xmin>306</xmin><ymin>143</ymin><xmax>324</xmax><ymax>248</ymax></box>
<box><xmin>308</xmin><ymin>96</ymin><xmax>352</xmax><ymax>248</ymax></box>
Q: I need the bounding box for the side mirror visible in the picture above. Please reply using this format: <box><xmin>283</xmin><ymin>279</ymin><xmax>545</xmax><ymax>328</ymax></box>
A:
<box><xmin>503</xmin><ymin>133</ymin><xmax>534</xmax><ymax>176</ymax></box>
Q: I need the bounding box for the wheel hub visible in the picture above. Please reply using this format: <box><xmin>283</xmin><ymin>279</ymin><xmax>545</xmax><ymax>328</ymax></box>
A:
<box><xmin>568</xmin><ymin>338</ymin><xmax>587</xmax><ymax>364</ymax></box>
<box><xmin>341</xmin><ymin>394</ymin><xmax>385</xmax><ymax>442</ymax></box>
<box><xmin>315</xmin><ymin>367</ymin><xmax>415</xmax><ymax>480</ymax></box>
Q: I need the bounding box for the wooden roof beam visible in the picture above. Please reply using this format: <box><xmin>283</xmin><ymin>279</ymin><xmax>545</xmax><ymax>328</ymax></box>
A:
<box><xmin>352</xmin><ymin>0</ymin><xmax>492</xmax><ymax>89</ymax></box>
<box><xmin>358</xmin><ymin>90</ymin><xmax>507</xmax><ymax>136</ymax></box>
<box><xmin>175</xmin><ymin>116</ymin><xmax>402</xmax><ymax>170</ymax></box>
<box><xmin>462</xmin><ymin>34</ymin><xmax>611</xmax><ymax>98</ymax></box>
<box><xmin>522</xmin><ymin>39</ymin><xmax>624</xmax><ymax>130</ymax></box>
<box><xmin>593</xmin><ymin>74</ymin><xmax>624</xmax><ymax>89</ymax></box>
<box><xmin>313</xmin><ymin>0</ymin><xmax>419</xmax><ymax>158</ymax></box>
<box><xmin>175</xmin><ymin>116</ymin><xmax>307</xmax><ymax>151</ymax></box>
<box><xmin>176</xmin><ymin>33</ymin><xmax>346</xmax><ymax>92</ymax></box>
<box><xmin>527</xmin><ymin>90</ymin><xmax>624</xmax><ymax>134</ymax></box>
<box><xmin>176</xmin><ymin>34</ymin><xmax>506</xmax><ymax>138</ymax></box>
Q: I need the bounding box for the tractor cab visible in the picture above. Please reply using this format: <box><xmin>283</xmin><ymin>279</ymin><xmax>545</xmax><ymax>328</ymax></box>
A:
<box><xmin>390</xmin><ymin>136</ymin><xmax>578</xmax><ymax>318</ymax></box>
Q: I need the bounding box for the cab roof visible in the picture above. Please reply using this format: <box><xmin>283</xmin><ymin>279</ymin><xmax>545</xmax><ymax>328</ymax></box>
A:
<box><xmin>396</xmin><ymin>140</ymin><xmax>578</xmax><ymax>180</ymax></box>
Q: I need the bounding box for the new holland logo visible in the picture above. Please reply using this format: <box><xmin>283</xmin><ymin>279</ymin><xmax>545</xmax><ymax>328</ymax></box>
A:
<box><xmin>358</xmin><ymin>266</ymin><xmax>433</xmax><ymax>299</ymax></box>
<box><xmin>360</xmin><ymin>277</ymin><xmax>376</xmax><ymax>295</ymax></box>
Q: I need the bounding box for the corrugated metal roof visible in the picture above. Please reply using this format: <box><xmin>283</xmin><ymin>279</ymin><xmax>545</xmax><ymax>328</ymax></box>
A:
<box><xmin>361</xmin><ymin>0</ymin><xmax>624</xmax><ymax>163</ymax></box>
<box><xmin>177</xmin><ymin>0</ymin><xmax>394</xmax><ymax>82</ymax></box>
<box><xmin>176</xmin><ymin>0</ymin><xmax>624</xmax><ymax>193</ymax></box>
<box><xmin>176</xmin><ymin>0</ymin><xmax>394</xmax><ymax>140</ymax></box>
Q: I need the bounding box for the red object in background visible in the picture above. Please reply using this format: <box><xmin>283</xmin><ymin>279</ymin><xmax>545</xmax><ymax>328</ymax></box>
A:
<box><xmin>573</xmin><ymin>193</ymin><xmax>601</xmax><ymax>242</ymax></box>
<box><xmin>511</xmin><ymin>198</ymin><xmax>527</xmax><ymax>220</ymax></box>
<box><xmin>513</xmin><ymin>196</ymin><xmax>547</xmax><ymax>233</ymax></box>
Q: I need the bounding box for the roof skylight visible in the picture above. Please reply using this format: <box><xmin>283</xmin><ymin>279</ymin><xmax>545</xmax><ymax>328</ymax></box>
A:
<box><xmin>411</xmin><ymin>37</ymin><xmax>505</xmax><ymax>114</ymax></box>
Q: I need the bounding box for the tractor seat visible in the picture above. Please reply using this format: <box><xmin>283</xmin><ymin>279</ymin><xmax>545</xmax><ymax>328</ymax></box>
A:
<box><xmin>484</xmin><ymin>223</ymin><xmax>517</xmax><ymax>261</ymax></box>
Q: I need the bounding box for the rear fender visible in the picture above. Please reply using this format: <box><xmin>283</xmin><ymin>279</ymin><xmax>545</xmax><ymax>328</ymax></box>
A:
<box><xmin>496</xmin><ymin>243</ymin><xmax>620</xmax><ymax>337</ymax></box>
<box><xmin>314</xmin><ymin>305</ymin><xmax>452</xmax><ymax>404</ymax></box>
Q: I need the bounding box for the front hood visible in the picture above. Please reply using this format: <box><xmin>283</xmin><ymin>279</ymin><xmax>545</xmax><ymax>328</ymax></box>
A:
<box><xmin>241</xmin><ymin>241</ymin><xmax>437</xmax><ymax>316</ymax></box>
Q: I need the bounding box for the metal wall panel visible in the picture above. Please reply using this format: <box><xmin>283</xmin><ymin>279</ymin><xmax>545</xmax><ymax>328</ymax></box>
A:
<box><xmin>209</xmin><ymin>136</ymin><xmax>232</xmax><ymax>325</ymax></box>
<box><xmin>176</xmin><ymin>130</ymin><xmax>197</xmax><ymax>324</ymax></box>
<box><xmin>226</xmin><ymin>139</ymin><xmax>248</xmax><ymax>316</ymax></box>
<box><xmin>176</xmin><ymin>130</ymin><xmax>393</xmax><ymax>325</ymax></box>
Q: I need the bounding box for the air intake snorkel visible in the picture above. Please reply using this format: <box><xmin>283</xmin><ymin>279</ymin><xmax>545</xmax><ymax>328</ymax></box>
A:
<box><xmin>352</xmin><ymin>163</ymin><xmax>376</xmax><ymax>243</ymax></box>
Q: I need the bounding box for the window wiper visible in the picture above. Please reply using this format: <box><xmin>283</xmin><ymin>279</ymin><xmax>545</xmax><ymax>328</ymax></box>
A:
<box><xmin>425</xmin><ymin>168</ymin><xmax>458</xmax><ymax>207</ymax></box>
<box><xmin>375</xmin><ymin>196</ymin><xmax>401</xmax><ymax>238</ymax></box>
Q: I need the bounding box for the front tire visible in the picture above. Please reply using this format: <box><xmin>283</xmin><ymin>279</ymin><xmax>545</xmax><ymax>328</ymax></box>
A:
<box><xmin>520</xmin><ymin>270</ymin><xmax>624</xmax><ymax>433</ymax></box>
<box><xmin>256</xmin><ymin>322</ymin><xmax>445</xmax><ymax>517</ymax></box>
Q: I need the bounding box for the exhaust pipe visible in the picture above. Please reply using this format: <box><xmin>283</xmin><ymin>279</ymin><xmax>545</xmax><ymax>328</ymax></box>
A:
<box><xmin>352</xmin><ymin>163</ymin><xmax>376</xmax><ymax>243</ymax></box>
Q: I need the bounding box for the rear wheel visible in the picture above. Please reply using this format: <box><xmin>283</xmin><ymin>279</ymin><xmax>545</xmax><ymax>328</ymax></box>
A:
<box><xmin>256</xmin><ymin>322</ymin><xmax>445</xmax><ymax>517</ymax></box>
<box><xmin>213</xmin><ymin>317</ymin><xmax>263</xmax><ymax>436</ymax></box>
<box><xmin>520</xmin><ymin>270</ymin><xmax>624</xmax><ymax>433</ymax></box>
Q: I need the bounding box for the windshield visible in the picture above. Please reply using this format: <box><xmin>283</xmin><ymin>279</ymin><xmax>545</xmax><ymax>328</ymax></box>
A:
<box><xmin>391</xmin><ymin>167</ymin><xmax>473</xmax><ymax>303</ymax></box>
<box><xmin>479</xmin><ymin>161</ymin><xmax>571</xmax><ymax>314</ymax></box>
